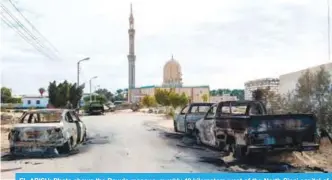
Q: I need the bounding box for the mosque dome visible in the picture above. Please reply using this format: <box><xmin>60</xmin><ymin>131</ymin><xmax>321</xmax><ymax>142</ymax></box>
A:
<box><xmin>163</xmin><ymin>55</ymin><xmax>183</xmax><ymax>87</ymax></box>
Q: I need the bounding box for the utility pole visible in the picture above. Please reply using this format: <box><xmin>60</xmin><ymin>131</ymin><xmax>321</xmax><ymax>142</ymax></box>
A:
<box><xmin>328</xmin><ymin>0</ymin><xmax>331</xmax><ymax>61</ymax></box>
<box><xmin>77</xmin><ymin>57</ymin><xmax>90</xmax><ymax>107</ymax></box>
<box><xmin>89</xmin><ymin>76</ymin><xmax>98</xmax><ymax>103</ymax></box>
<box><xmin>94</xmin><ymin>85</ymin><xmax>100</xmax><ymax>101</ymax></box>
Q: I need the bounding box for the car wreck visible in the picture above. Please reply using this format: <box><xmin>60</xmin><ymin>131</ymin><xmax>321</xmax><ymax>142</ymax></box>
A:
<box><xmin>194</xmin><ymin>100</ymin><xmax>320</xmax><ymax>159</ymax></box>
<box><xmin>174</xmin><ymin>103</ymin><xmax>214</xmax><ymax>134</ymax></box>
<box><xmin>8</xmin><ymin>109</ymin><xmax>87</xmax><ymax>155</ymax></box>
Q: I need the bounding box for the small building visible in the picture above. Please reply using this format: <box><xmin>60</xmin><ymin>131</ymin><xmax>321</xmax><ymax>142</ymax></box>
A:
<box><xmin>210</xmin><ymin>94</ymin><xmax>238</xmax><ymax>103</ymax></box>
<box><xmin>21</xmin><ymin>96</ymin><xmax>49</xmax><ymax>108</ymax></box>
<box><xmin>244</xmin><ymin>78</ymin><xmax>280</xmax><ymax>100</ymax></box>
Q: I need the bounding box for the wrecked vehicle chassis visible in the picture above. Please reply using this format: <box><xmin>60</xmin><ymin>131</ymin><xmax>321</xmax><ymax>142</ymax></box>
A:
<box><xmin>216</xmin><ymin>115</ymin><xmax>320</xmax><ymax>158</ymax></box>
<box><xmin>8</xmin><ymin>109</ymin><xmax>87</xmax><ymax>155</ymax></box>
<box><xmin>195</xmin><ymin>101</ymin><xmax>320</xmax><ymax>159</ymax></box>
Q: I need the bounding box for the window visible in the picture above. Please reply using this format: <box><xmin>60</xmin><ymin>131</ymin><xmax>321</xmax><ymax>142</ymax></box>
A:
<box><xmin>205</xmin><ymin>106</ymin><xmax>217</xmax><ymax>119</ymax></box>
<box><xmin>70</xmin><ymin>111</ymin><xmax>79</xmax><ymax>122</ymax></box>
<box><xmin>27</xmin><ymin>100</ymin><xmax>31</xmax><ymax>104</ymax></box>
<box><xmin>180</xmin><ymin>106</ymin><xmax>189</xmax><ymax>114</ymax></box>
<box><xmin>36</xmin><ymin>100</ymin><xmax>40</xmax><ymax>104</ymax></box>
<box><xmin>221</xmin><ymin>106</ymin><xmax>231</xmax><ymax>114</ymax></box>
<box><xmin>220</xmin><ymin>104</ymin><xmax>247</xmax><ymax>115</ymax></box>
<box><xmin>189</xmin><ymin>105</ymin><xmax>211</xmax><ymax>113</ymax></box>
<box><xmin>20</xmin><ymin>111</ymin><xmax>62</xmax><ymax>123</ymax></box>
<box><xmin>65</xmin><ymin>112</ymin><xmax>74</xmax><ymax>122</ymax></box>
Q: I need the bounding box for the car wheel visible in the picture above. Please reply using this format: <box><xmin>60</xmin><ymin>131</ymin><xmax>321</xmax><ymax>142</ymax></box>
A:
<box><xmin>57</xmin><ymin>137</ymin><xmax>72</xmax><ymax>154</ymax></box>
<box><xmin>9</xmin><ymin>146</ymin><xmax>16</xmax><ymax>154</ymax></box>
<box><xmin>82</xmin><ymin>132</ymin><xmax>87</xmax><ymax>143</ymax></box>
<box><xmin>232</xmin><ymin>144</ymin><xmax>246</xmax><ymax>160</ymax></box>
<box><xmin>173</xmin><ymin>121</ymin><xmax>178</xmax><ymax>132</ymax></box>
<box><xmin>195</xmin><ymin>130</ymin><xmax>202</xmax><ymax>145</ymax></box>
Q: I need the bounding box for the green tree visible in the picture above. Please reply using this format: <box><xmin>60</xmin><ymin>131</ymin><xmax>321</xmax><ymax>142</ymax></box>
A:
<box><xmin>179</xmin><ymin>92</ymin><xmax>189</xmax><ymax>107</ymax></box>
<box><xmin>47</xmin><ymin>80</ymin><xmax>84</xmax><ymax>108</ymax></box>
<box><xmin>154</xmin><ymin>88</ymin><xmax>171</xmax><ymax>106</ymax></box>
<box><xmin>95</xmin><ymin>88</ymin><xmax>113</xmax><ymax>101</ymax></box>
<box><xmin>277</xmin><ymin>67</ymin><xmax>332</xmax><ymax>132</ymax></box>
<box><xmin>1</xmin><ymin>87</ymin><xmax>12</xmax><ymax>103</ymax></box>
<box><xmin>48</xmin><ymin>81</ymin><xmax>57</xmax><ymax>107</ymax></box>
<box><xmin>169</xmin><ymin>92</ymin><xmax>182</xmax><ymax>108</ymax></box>
<box><xmin>209</xmin><ymin>90</ymin><xmax>217</xmax><ymax>96</ymax></box>
<box><xmin>38</xmin><ymin>87</ymin><xmax>46</xmax><ymax>97</ymax></box>
<box><xmin>201</xmin><ymin>94</ymin><xmax>208</xmax><ymax>102</ymax></box>
<box><xmin>231</xmin><ymin>89</ymin><xmax>245</xmax><ymax>100</ymax></box>
<box><xmin>141</xmin><ymin>95</ymin><xmax>156</xmax><ymax>107</ymax></box>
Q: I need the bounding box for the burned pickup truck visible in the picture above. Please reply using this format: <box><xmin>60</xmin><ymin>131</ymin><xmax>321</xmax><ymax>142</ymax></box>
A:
<box><xmin>173</xmin><ymin>103</ymin><xmax>214</xmax><ymax>134</ymax></box>
<box><xmin>194</xmin><ymin>100</ymin><xmax>320</xmax><ymax>159</ymax></box>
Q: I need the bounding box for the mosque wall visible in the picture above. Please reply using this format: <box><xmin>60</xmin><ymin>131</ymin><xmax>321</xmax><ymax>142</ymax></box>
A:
<box><xmin>130</xmin><ymin>85</ymin><xmax>210</xmax><ymax>103</ymax></box>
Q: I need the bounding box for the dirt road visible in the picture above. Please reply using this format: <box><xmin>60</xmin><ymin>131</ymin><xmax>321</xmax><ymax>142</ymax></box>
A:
<box><xmin>1</xmin><ymin>112</ymin><xmax>222</xmax><ymax>179</ymax></box>
<box><xmin>1</xmin><ymin>111</ymin><xmax>329</xmax><ymax>179</ymax></box>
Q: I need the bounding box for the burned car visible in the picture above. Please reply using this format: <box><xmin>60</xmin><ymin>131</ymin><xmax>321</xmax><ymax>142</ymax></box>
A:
<box><xmin>194</xmin><ymin>101</ymin><xmax>319</xmax><ymax>159</ymax></box>
<box><xmin>173</xmin><ymin>103</ymin><xmax>214</xmax><ymax>134</ymax></box>
<box><xmin>8</xmin><ymin>109</ymin><xmax>87</xmax><ymax>155</ymax></box>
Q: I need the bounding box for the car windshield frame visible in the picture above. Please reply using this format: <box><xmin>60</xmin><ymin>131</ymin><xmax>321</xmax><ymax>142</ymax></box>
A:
<box><xmin>19</xmin><ymin>111</ymin><xmax>63</xmax><ymax>124</ymax></box>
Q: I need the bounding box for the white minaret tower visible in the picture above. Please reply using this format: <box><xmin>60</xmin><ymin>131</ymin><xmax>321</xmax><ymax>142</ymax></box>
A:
<box><xmin>127</xmin><ymin>3</ymin><xmax>136</xmax><ymax>102</ymax></box>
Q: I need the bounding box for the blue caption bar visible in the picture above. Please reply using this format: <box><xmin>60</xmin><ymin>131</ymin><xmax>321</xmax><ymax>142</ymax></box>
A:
<box><xmin>15</xmin><ymin>173</ymin><xmax>331</xmax><ymax>180</ymax></box>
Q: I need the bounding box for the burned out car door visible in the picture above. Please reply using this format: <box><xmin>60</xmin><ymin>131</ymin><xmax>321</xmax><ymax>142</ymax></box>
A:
<box><xmin>70</xmin><ymin>111</ymin><xmax>85</xmax><ymax>144</ymax></box>
<box><xmin>175</xmin><ymin>105</ymin><xmax>189</xmax><ymax>132</ymax></box>
<box><xmin>185</xmin><ymin>104</ymin><xmax>213</xmax><ymax>133</ymax></box>
<box><xmin>198</xmin><ymin>105</ymin><xmax>217</xmax><ymax>146</ymax></box>
<box><xmin>65</xmin><ymin>112</ymin><xmax>79</xmax><ymax>146</ymax></box>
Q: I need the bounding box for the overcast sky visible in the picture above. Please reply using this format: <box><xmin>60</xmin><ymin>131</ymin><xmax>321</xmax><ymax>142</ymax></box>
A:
<box><xmin>0</xmin><ymin>0</ymin><xmax>330</xmax><ymax>95</ymax></box>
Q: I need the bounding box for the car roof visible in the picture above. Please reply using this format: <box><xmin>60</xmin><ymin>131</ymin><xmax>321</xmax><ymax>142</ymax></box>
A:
<box><xmin>23</xmin><ymin>109</ymin><xmax>72</xmax><ymax>114</ymax></box>
<box><xmin>190</xmin><ymin>103</ymin><xmax>214</xmax><ymax>106</ymax></box>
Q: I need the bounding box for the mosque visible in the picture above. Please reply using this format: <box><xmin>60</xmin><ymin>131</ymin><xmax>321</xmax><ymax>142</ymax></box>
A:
<box><xmin>127</xmin><ymin>4</ymin><xmax>209</xmax><ymax>103</ymax></box>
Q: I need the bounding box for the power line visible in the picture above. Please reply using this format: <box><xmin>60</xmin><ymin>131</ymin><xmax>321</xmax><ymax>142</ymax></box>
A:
<box><xmin>7</xmin><ymin>0</ymin><xmax>60</xmax><ymax>54</ymax></box>
<box><xmin>0</xmin><ymin>3</ymin><xmax>60</xmax><ymax>60</ymax></box>
<box><xmin>1</xmin><ymin>14</ymin><xmax>56</xmax><ymax>60</ymax></box>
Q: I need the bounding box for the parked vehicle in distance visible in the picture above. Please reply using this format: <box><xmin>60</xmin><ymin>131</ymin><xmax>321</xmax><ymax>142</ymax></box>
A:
<box><xmin>194</xmin><ymin>100</ymin><xmax>320</xmax><ymax>159</ymax></box>
<box><xmin>173</xmin><ymin>103</ymin><xmax>214</xmax><ymax>134</ymax></box>
<box><xmin>87</xmin><ymin>102</ymin><xmax>104</xmax><ymax>115</ymax></box>
<box><xmin>8</xmin><ymin>109</ymin><xmax>87</xmax><ymax>155</ymax></box>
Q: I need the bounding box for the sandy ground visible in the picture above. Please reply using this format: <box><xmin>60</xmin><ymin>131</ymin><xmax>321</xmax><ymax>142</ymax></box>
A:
<box><xmin>1</xmin><ymin>112</ymin><xmax>22</xmax><ymax>153</ymax></box>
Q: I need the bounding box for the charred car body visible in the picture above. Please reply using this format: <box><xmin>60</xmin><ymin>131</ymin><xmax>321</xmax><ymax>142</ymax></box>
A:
<box><xmin>8</xmin><ymin>109</ymin><xmax>87</xmax><ymax>155</ymax></box>
<box><xmin>174</xmin><ymin>103</ymin><xmax>214</xmax><ymax>134</ymax></box>
<box><xmin>194</xmin><ymin>101</ymin><xmax>319</xmax><ymax>159</ymax></box>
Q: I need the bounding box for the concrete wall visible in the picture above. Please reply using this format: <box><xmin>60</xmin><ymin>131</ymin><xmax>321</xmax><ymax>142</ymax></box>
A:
<box><xmin>130</xmin><ymin>85</ymin><xmax>210</xmax><ymax>103</ymax></box>
<box><xmin>279</xmin><ymin>62</ymin><xmax>332</xmax><ymax>95</ymax></box>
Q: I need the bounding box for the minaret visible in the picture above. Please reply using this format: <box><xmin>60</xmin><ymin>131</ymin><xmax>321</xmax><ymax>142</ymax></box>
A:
<box><xmin>127</xmin><ymin>3</ymin><xmax>136</xmax><ymax>103</ymax></box>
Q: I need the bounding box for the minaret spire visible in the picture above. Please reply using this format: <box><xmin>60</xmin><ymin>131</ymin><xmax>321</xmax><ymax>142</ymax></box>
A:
<box><xmin>127</xmin><ymin>3</ymin><xmax>136</xmax><ymax>103</ymax></box>
<box><xmin>129</xmin><ymin>3</ymin><xmax>134</xmax><ymax>29</ymax></box>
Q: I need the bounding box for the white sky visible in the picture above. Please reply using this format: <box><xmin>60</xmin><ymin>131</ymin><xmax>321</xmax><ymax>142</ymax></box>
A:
<box><xmin>0</xmin><ymin>0</ymin><xmax>331</xmax><ymax>94</ymax></box>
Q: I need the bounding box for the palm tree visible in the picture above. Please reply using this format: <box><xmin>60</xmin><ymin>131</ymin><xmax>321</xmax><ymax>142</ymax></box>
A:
<box><xmin>39</xmin><ymin>87</ymin><xmax>46</xmax><ymax>97</ymax></box>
